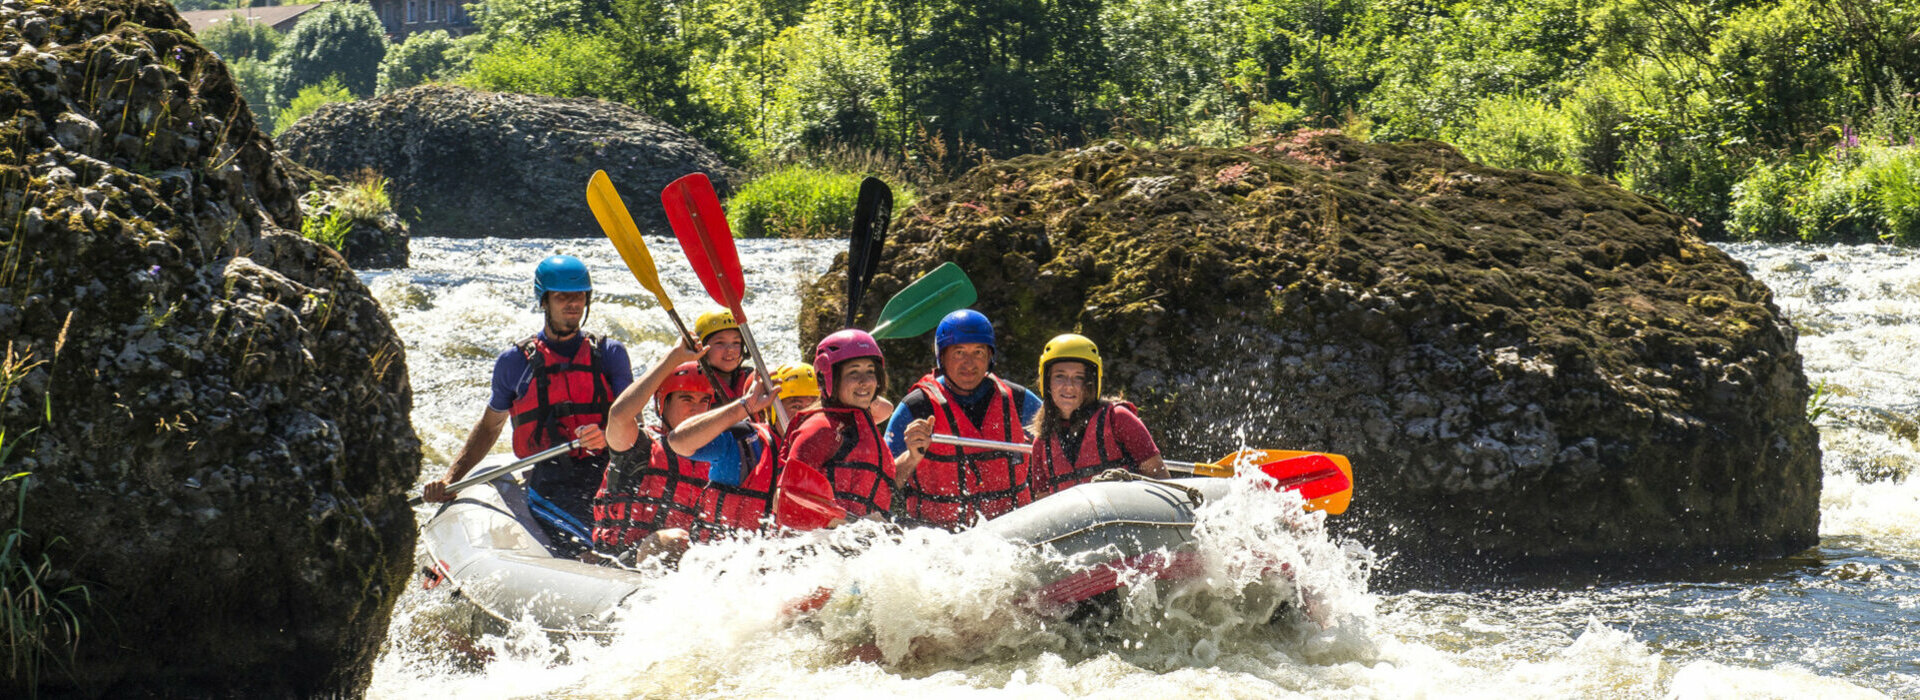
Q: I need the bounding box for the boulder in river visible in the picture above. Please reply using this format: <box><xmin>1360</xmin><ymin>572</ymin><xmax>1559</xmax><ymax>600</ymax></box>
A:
<box><xmin>0</xmin><ymin>0</ymin><xmax>419</xmax><ymax>694</ymax></box>
<box><xmin>801</xmin><ymin>133</ymin><xmax>1821</xmax><ymax>583</ymax></box>
<box><xmin>278</xmin><ymin>85</ymin><xmax>738</xmax><ymax>239</ymax></box>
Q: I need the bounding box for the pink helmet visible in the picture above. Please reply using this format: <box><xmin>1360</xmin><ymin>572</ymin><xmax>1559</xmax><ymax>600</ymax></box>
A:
<box><xmin>813</xmin><ymin>329</ymin><xmax>884</xmax><ymax>398</ymax></box>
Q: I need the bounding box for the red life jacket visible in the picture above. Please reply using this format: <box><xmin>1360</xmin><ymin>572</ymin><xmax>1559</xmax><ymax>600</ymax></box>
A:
<box><xmin>780</xmin><ymin>406</ymin><xmax>895</xmax><ymax>518</ymax></box>
<box><xmin>509</xmin><ymin>333</ymin><xmax>612</xmax><ymax>462</ymax></box>
<box><xmin>592</xmin><ymin>423</ymin><xmax>782</xmax><ymax>548</ymax></box>
<box><xmin>1032</xmin><ymin>402</ymin><xmax>1145</xmax><ymax>497</ymax></box>
<box><xmin>708</xmin><ymin>366</ymin><xmax>752</xmax><ymax>401</ymax></box>
<box><xmin>902</xmin><ymin>373</ymin><xmax>1031</xmax><ymax>529</ymax></box>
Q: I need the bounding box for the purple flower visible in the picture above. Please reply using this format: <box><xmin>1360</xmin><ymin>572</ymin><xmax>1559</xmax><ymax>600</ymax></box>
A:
<box><xmin>147</xmin><ymin>265</ymin><xmax>161</xmax><ymax>278</ymax></box>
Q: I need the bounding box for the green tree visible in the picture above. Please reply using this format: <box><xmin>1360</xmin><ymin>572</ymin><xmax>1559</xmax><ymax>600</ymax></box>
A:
<box><xmin>227</xmin><ymin>56</ymin><xmax>277</xmax><ymax>132</ymax></box>
<box><xmin>377</xmin><ymin>30</ymin><xmax>476</xmax><ymax>94</ymax></box>
<box><xmin>894</xmin><ymin>0</ymin><xmax>1110</xmax><ymax>155</ymax></box>
<box><xmin>274</xmin><ymin>76</ymin><xmax>354</xmax><ymax>136</ymax></box>
<box><xmin>267</xmin><ymin>2</ymin><xmax>389</xmax><ymax>108</ymax></box>
<box><xmin>198</xmin><ymin>15</ymin><xmax>282</xmax><ymax>62</ymax></box>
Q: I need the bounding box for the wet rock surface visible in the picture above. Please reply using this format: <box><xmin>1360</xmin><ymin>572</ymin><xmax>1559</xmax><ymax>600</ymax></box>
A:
<box><xmin>802</xmin><ymin>133</ymin><xmax>1821</xmax><ymax>582</ymax></box>
<box><xmin>0</xmin><ymin>0</ymin><xmax>419</xmax><ymax>694</ymax></box>
<box><xmin>278</xmin><ymin>84</ymin><xmax>737</xmax><ymax>238</ymax></box>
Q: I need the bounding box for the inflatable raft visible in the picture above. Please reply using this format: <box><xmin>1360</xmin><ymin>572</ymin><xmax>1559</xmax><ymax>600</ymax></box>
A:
<box><xmin>415</xmin><ymin>466</ymin><xmax>1243</xmax><ymax>635</ymax></box>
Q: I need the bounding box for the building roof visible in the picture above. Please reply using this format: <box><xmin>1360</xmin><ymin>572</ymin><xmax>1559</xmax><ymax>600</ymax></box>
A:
<box><xmin>179</xmin><ymin>3</ymin><xmax>326</xmax><ymax>34</ymax></box>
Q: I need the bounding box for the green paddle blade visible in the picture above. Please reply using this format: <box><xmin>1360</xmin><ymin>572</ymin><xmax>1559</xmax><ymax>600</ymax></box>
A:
<box><xmin>870</xmin><ymin>262</ymin><xmax>977</xmax><ymax>339</ymax></box>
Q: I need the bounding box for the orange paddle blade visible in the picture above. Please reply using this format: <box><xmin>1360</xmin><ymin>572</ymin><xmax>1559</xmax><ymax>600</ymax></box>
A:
<box><xmin>1214</xmin><ymin>449</ymin><xmax>1354</xmax><ymax>515</ymax></box>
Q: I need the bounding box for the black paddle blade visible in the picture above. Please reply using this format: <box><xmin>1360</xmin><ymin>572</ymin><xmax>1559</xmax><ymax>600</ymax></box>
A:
<box><xmin>846</xmin><ymin>176</ymin><xmax>894</xmax><ymax>327</ymax></box>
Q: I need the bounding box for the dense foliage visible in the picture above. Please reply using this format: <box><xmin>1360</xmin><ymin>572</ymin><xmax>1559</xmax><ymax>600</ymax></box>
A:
<box><xmin>265</xmin><ymin>2</ymin><xmax>388</xmax><ymax>108</ymax></box>
<box><xmin>196</xmin><ymin>14</ymin><xmax>281</xmax><ymax>62</ymax></box>
<box><xmin>183</xmin><ymin>0</ymin><xmax>1920</xmax><ymax>241</ymax></box>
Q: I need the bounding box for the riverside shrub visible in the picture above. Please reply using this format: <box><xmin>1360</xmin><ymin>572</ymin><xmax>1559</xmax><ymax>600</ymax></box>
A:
<box><xmin>1728</xmin><ymin>145</ymin><xmax>1920</xmax><ymax>244</ymax></box>
<box><xmin>727</xmin><ymin>166</ymin><xmax>914</xmax><ymax>239</ymax></box>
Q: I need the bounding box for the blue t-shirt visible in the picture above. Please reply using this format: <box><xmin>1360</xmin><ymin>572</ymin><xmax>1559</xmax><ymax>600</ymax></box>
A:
<box><xmin>488</xmin><ymin>331</ymin><xmax>634</xmax><ymax>412</ymax></box>
<box><xmin>886</xmin><ymin>375</ymin><xmax>1043</xmax><ymax>454</ymax></box>
<box><xmin>685</xmin><ymin>423</ymin><xmax>764</xmax><ymax>487</ymax></box>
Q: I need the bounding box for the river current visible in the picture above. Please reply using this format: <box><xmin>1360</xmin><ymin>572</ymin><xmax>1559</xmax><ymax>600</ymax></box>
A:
<box><xmin>360</xmin><ymin>237</ymin><xmax>1919</xmax><ymax>698</ymax></box>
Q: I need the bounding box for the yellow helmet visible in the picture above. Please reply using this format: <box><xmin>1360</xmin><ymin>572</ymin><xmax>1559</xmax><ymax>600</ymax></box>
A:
<box><xmin>771</xmin><ymin>362</ymin><xmax>821</xmax><ymax>401</ymax></box>
<box><xmin>1037</xmin><ymin>333</ymin><xmax>1102</xmax><ymax>401</ymax></box>
<box><xmin>695</xmin><ymin>310</ymin><xmax>739</xmax><ymax>342</ymax></box>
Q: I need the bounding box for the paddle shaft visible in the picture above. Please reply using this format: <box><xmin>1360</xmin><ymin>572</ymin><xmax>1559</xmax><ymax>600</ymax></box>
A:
<box><xmin>929</xmin><ymin>433</ymin><xmax>1209</xmax><ymax>473</ymax></box>
<box><xmin>409</xmin><ymin>440</ymin><xmax>580</xmax><ymax>506</ymax></box>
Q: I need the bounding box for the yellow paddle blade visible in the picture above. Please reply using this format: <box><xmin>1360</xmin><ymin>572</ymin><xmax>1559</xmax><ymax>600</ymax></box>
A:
<box><xmin>586</xmin><ymin>170</ymin><xmax>674</xmax><ymax>311</ymax></box>
<box><xmin>1209</xmin><ymin>448</ymin><xmax>1355</xmax><ymax>515</ymax></box>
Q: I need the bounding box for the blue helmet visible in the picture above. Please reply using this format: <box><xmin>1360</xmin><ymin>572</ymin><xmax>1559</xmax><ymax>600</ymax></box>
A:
<box><xmin>532</xmin><ymin>255</ymin><xmax>592</xmax><ymax>309</ymax></box>
<box><xmin>934</xmin><ymin>309</ymin><xmax>995</xmax><ymax>368</ymax></box>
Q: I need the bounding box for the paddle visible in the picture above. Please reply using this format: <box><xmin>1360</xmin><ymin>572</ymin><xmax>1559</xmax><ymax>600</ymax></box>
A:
<box><xmin>409</xmin><ymin>440</ymin><xmax>582</xmax><ymax>506</ymax></box>
<box><xmin>869</xmin><ymin>262</ymin><xmax>977</xmax><ymax>339</ymax></box>
<box><xmin>585</xmin><ymin>170</ymin><xmax>731</xmax><ymax>396</ymax></box>
<box><xmin>929</xmin><ymin>434</ymin><xmax>1353</xmax><ymax>514</ymax></box>
<box><xmin>661</xmin><ymin>172</ymin><xmax>790</xmax><ymax>432</ymax></box>
<box><xmin>845</xmin><ymin>177</ymin><xmax>893</xmax><ymax>327</ymax></box>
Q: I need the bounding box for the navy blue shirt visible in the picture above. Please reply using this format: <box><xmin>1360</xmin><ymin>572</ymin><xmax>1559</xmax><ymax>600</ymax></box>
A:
<box><xmin>488</xmin><ymin>330</ymin><xmax>634</xmax><ymax>412</ymax></box>
<box><xmin>886</xmin><ymin>375</ymin><xmax>1043</xmax><ymax>454</ymax></box>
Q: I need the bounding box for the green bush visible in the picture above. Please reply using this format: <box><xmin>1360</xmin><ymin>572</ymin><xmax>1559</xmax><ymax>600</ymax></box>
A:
<box><xmin>1727</xmin><ymin>144</ymin><xmax>1920</xmax><ymax>244</ymax></box>
<box><xmin>1727</xmin><ymin>157</ymin><xmax>1811</xmax><ymax>241</ymax></box>
<box><xmin>267</xmin><ymin>2</ymin><xmax>388</xmax><ymax>107</ymax></box>
<box><xmin>1446</xmin><ymin>95</ymin><xmax>1584</xmax><ymax>173</ymax></box>
<box><xmin>225</xmin><ymin>57</ymin><xmax>276</xmax><ymax>132</ymax></box>
<box><xmin>726</xmin><ymin>166</ymin><xmax>914</xmax><ymax>239</ymax></box>
<box><xmin>272</xmin><ymin>76</ymin><xmax>352</xmax><ymax>136</ymax></box>
<box><xmin>463</xmin><ymin>31</ymin><xmax>623</xmax><ymax>101</ymax></box>
<box><xmin>376</xmin><ymin>30</ymin><xmax>475</xmax><ymax>94</ymax></box>
<box><xmin>198</xmin><ymin>15</ymin><xmax>282</xmax><ymax>62</ymax></box>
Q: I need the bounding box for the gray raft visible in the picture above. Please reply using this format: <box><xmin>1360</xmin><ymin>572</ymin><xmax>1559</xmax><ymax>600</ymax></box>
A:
<box><xmin>415</xmin><ymin>468</ymin><xmax>1232</xmax><ymax>635</ymax></box>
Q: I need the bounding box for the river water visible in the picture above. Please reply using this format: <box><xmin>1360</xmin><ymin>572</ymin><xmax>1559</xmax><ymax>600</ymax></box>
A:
<box><xmin>360</xmin><ymin>237</ymin><xmax>1919</xmax><ymax>698</ymax></box>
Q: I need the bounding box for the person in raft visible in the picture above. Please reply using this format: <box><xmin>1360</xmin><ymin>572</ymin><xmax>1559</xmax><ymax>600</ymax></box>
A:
<box><xmin>423</xmin><ymin>255</ymin><xmax>631</xmax><ymax>550</ymax></box>
<box><xmin>1027</xmin><ymin>333</ymin><xmax>1168</xmax><ymax>497</ymax></box>
<box><xmin>771</xmin><ymin>362</ymin><xmax>822</xmax><ymax>418</ymax></box>
<box><xmin>693</xmin><ymin>310</ymin><xmax>753</xmax><ymax>401</ymax></box>
<box><xmin>593</xmin><ymin>344</ymin><xmax>782</xmax><ymax>561</ymax></box>
<box><xmin>774</xmin><ymin>330</ymin><xmax>898</xmax><ymax>530</ymax></box>
<box><xmin>887</xmin><ymin>309</ymin><xmax>1045</xmax><ymax>530</ymax></box>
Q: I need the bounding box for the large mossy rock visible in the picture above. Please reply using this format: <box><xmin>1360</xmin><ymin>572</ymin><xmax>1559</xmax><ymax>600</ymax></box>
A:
<box><xmin>800</xmin><ymin>134</ymin><xmax>1820</xmax><ymax>582</ymax></box>
<box><xmin>0</xmin><ymin>0</ymin><xmax>419</xmax><ymax>694</ymax></box>
<box><xmin>278</xmin><ymin>85</ymin><xmax>737</xmax><ymax>238</ymax></box>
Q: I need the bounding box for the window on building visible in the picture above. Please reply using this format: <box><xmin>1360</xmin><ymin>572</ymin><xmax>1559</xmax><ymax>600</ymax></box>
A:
<box><xmin>426</xmin><ymin>0</ymin><xmax>436</xmax><ymax>22</ymax></box>
<box><xmin>405</xmin><ymin>0</ymin><xmax>416</xmax><ymax>23</ymax></box>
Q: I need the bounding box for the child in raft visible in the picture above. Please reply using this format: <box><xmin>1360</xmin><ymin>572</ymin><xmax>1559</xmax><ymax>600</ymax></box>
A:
<box><xmin>774</xmin><ymin>330</ymin><xmax>900</xmax><ymax>529</ymax></box>
<box><xmin>1026</xmin><ymin>333</ymin><xmax>1168</xmax><ymax>498</ymax></box>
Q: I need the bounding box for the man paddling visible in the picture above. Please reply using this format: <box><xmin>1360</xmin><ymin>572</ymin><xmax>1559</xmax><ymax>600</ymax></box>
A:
<box><xmin>423</xmin><ymin>255</ymin><xmax>632</xmax><ymax>549</ymax></box>
<box><xmin>887</xmin><ymin>309</ymin><xmax>1044</xmax><ymax>530</ymax></box>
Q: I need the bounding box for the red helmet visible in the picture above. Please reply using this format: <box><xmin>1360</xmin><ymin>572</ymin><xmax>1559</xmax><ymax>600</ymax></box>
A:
<box><xmin>655</xmin><ymin>361</ymin><xmax>715</xmax><ymax>415</ymax></box>
<box><xmin>813</xmin><ymin>329</ymin><xmax>884</xmax><ymax>398</ymax></box>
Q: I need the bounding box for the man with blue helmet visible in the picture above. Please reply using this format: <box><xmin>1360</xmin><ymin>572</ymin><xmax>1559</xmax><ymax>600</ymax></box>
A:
<box><xmin>887</xmin><ymin>309</ymin><xmax>1044</xmax><ymax>529</ymax></box>
<box><xmin>423</xmin><ymin>254</ymin><xmax>634</xmax><ymax>549</ymax></box>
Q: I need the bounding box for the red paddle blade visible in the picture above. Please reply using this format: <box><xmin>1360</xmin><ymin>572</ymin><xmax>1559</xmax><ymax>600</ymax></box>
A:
<box><xmin>662</xmin><ymin>173</ymin><xmax>748</xmax><ymax>322</ymax></box>
<box><xmin>1232</xmin><ymin>451</ymin><xmax>1353</xmax><ymax>514</ymax></box>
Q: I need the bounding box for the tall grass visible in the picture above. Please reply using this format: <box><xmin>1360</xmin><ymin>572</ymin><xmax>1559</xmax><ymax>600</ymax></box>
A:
<box><xmin>727</xmin><ymin>165</ymin><xmax>917</xmax><ymax>239</ymax></box>
<box><xmin>1</xmin><ymin>344</ymin><xmax>87</xmax><ymax>695</ymax></box>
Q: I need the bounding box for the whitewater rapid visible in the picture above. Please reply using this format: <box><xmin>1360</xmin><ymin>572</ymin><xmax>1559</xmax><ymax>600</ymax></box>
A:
<box><xmin>362</xmin><ymin>238</ymin><xmax>1916</xmax><ymax>698</ymax></box>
